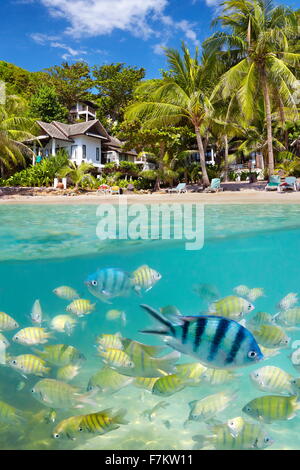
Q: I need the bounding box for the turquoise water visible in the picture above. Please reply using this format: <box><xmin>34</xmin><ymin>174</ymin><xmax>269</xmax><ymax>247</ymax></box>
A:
<box><xmin>0</xmin><ymin>204</ymin><xmax>300</xmax><ymax>449</ymax></box>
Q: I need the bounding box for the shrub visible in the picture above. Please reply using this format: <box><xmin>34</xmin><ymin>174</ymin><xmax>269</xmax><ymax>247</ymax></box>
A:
<box><xmin>0</xmin><ymin>151</ymin><xmax>69</xmax><ymax>187</ymax></box>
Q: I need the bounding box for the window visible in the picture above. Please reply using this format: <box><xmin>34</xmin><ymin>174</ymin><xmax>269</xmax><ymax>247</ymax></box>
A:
<box><xmin>96</xmin><ymin>148</ymin><xmax>100</xmax><ymax>162</ymax></box>
<box><xmin>71</xmin><ymin>145</ymin><xmax>78</xmax><ymax>159</ymax></box>
<box><xmin>82</xmin><ymin>145</ymin><xmax>86</xmax><ymax>159</ymax></box>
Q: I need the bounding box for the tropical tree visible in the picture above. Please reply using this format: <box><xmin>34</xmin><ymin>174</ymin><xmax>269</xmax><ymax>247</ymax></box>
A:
<box><xmin>29</xmin><ymin>86</ymin><xmax>68</xmax><ymax>123</ymax></box>
<box><xmin>0</xmin><ymin>94</ymin><xmax>37</xmax><ymax>177</ymax></box>
<box><xmin>58</xmin><ymin>161</ymin><xmax>94</xmax><ymax>190</ymax></box>
<box><xmin>125</xmin><ymin>44</ymin><xmax>214</xmax><ymax>187</ymax></box>
<box><xmin>204</xmin><ymin>0</ymin><xmax>300</xmax><ymax>174</ymax></box>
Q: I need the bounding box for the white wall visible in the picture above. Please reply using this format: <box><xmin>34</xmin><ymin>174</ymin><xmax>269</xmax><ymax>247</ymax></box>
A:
<box><xmin>43</xmin><ymin>136</ymin><xmax>103</xmax><ymax>168</ymax></box>
<box><xmin>71</xmin><ymin>135</ymin><xmax>102</xmax><ymax>168</ymax></box>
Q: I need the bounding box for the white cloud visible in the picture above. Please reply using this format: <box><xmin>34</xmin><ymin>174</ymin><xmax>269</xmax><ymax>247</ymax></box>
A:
<box><xmin>152</xmin><ymin>43</ymin><xmax>167</xmax><ymax>56</ymax></box>
<box><xmin>31</xmin><ymin>33</ymin><xmax>61</xmax><ymax>45</ymax></box>
<box><xmin>39</xmin><ymin>0</ymin><xmax>168</xmax><ymax>39</ymax></box>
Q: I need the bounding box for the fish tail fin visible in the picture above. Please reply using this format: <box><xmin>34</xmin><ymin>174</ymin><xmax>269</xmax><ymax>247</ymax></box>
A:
<box><xmin>140</xmin><ymin>304</ymin><xmax>175</xmax><ymax>336</ymax></box>
<box><xmin>32</xmin><ymin>348</ymin><xmax>43</xmax><ymax>358</ymax></box>
<box><xmin>78</xmin><ymin>389</ymin><xmax>99</xmax><ymax>407</ymax></box>
<box><xmin>113</xmin><ymin>408</ymin><xmax>129</xmax><ymax>425</ymax></box>
<box><xmin>158</xmin><ymin>351</ymin><xmax>180</xmax><ymax>373</ymax></box>
<box><xmin>44</xmin><ymin>366</ymin><xmax>51</xmax><ymax>375</ymax></box>
<box><xmin>45</xmin><ymin>331</ymin><xmax>55</xmax><ymax>340</ymax></box>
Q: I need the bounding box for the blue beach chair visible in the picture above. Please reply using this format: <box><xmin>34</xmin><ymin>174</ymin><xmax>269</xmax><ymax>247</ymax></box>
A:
<box><xmin>265</xmin><ymin>175</ymin><xmax>281</xmax><ymax>191</ymax></box>
<box><xmin>168</xmin><ymin>183</ymin><xmax>187</xmax><ymax>193</ymax></box>
<box><xmin>278</xmin><ymin>176</ymin><xmax>297</xmax><ymax>192</ymax></box>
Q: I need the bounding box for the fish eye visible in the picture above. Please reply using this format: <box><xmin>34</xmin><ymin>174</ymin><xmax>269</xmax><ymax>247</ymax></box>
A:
<box><xmin>78</xmin><ymin>427</ymin><xmax>83</xmax><ymax>432</ymax></box>
<box><xmin>246</xmin><ymin>407</ymin><xmax>252</xmax><ymax>412</ymax></box>
<box><xmin>11</xmin><ymin>360</ymin><xmax>17</xmax><ymax>365</ymax></box>
<box><xmin>264</xmin><ymin>437</ymin><xmax>270</xmax><ymax>443</ymax></box>
<box><xmin>248</xmin><ymin>305</ymin><xmax>252</xmax><ymax>310</ymax></box>
<box><xmin>91</xmin><ymin>280</ymin><xmax>98</xmax><ymax>287</ymax></box>
<box><xmin>248</xmin><ymin>350</ymin><xmax>257</xmax><ymax>359</ymax></box>
<box><xmin>14</xmin><ymin>336</ymin><xmax>19</xmax><ymax>341</ymax></box>
<box><xmin>128</xmin><ymin>361</ymin><xmax>134</xmax><ymax>367</ymax></box>
<box><xmin>53</xmin><ymin>433</ymin><xmax>60</xmax><ymax>439</ymax></box>
<box><xmin>31</xmin><ymin>389</ymin><xmax>35</xmax><ymax>393</ymax></box>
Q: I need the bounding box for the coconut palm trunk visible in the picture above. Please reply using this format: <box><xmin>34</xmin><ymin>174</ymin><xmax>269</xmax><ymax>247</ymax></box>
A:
<box><xmin>224</xmin><ymin>134</ymin><xmax>229</xmax><ymax>182</ymax></box>
<box><xmin>261</xmin><ymin>69</ymin><xmax>274</xmax><ymax>175</ymax></box>
<box><xmin>195</xmin><ymin>126</ymin><xmax>210</xmax><ymax>187</ymax></box>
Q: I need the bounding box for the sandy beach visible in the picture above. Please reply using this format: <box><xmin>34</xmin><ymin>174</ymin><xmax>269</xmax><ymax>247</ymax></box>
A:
<box><xmin>1</xmin><ymin>189</ymin><xmax>300</xmax><ymax>205</ymax></box>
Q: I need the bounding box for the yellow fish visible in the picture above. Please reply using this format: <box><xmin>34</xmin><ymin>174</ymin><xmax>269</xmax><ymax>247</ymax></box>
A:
<box><xmin>9</xmin><ymin>354</ymin><xmax>51</xmax><ymax>377</ymax></box>
<box><xmin>13</xmin><ymin>327</ymin><xmax>53</xmax><ymax>346</ymax></box>
<box><xmin>56</xmin><ymin>364</ymin><xmax>81</xmax><ymax>382</ymax></box>
<box><xmin>53</xmin><ymin>286</ymin><xmax>79</xmax><ymax>300</ymax></box>
<box><xmin>0</xmin><ymin>312</ymin><xmax>19</xmax><ymax>331</ymax></box>
<box><xmin>66</xmin><ymin>299</ymin><xmax>96</xmax><ymax>317</ymax></box>
<box><xmin>80</xmin><ymin>408</ymin><xmax>128</xmax><ymax>435</ymax></box>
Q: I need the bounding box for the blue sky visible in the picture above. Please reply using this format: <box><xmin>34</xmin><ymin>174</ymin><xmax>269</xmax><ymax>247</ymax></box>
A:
<box><xmin>1</xmin><ymin>0</ymin><xmax>299</xmax><ymax>78</ymax></box>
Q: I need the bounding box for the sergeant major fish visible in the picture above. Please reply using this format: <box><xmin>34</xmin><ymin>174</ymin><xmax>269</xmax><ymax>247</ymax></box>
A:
<box><xmin>209</xmin><ymin>296</ymin><xmax>254</xmax><ymax>320</ymax></box>
<box><xmin>85</xmin><ymin>268</ymin><xmax>133</xmax><ymax>303</ymax></box>
<box><xmin>140</xmin><ymin>304</ymin><xmax>263</xmax><ymax>369</ymax></box>
<box><xmin>131</xmin><ymin>265</ymin><xmax>162</xmax><ymax>294</ymax></box>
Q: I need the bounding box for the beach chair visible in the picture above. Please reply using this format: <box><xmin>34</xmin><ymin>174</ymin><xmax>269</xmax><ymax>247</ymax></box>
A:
<box><xmin>278</xmin><ymin>176</ymin><xmax>297</xmax><ymax>192</ymax></box>
<box><xmin>110</xmin><ymin>186</ymin><xmax>120</xmax><ymax>195</ymax></box>
<box><xmin>265</xmin><ymin>175</ymin><xmax>281</xmax><ymax>191</ymax></box>
<box><xmin>204</xmin><ymin>178</ymin><xmax>223</xmax><ymax>193</ymax></box>
<box><xmin>167</xmin><ymin>183</ymin><xmax>187</xmax><ymax>193</ymax></box>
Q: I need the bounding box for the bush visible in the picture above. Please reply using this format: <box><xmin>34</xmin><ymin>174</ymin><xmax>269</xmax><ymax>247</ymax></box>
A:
<box><xmin>0</xmin><ymin>151</ymin><xmax>69</xmax><ymax>187</ymax></box>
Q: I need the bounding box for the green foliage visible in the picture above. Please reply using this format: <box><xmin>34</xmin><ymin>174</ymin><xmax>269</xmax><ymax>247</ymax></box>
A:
<box><xmin>0</xmin><ymin>151</ymin><xmax>69</xmax><ymax>187</ymax></box>
<box><xmin>58</xmin><ymin>160</ymin><xmax>94</xmax><ymax>190</ymax></box>
<box><xmin>29</xmin><ymin>86</ymin><xmax>68</xmax><ymax>123</ymax></box>
<box><xmin>0</xmin><ymin>61</ymin><xmax>47</xmax><ymax>99</ymax></box>
<box><xmin>93</xmin><ymin>63</ymin><xmax>145</xmax><ymax>122</ymax></box>
<box><xmin>44</xmin><ymin>62</ymin><xmax>93</xmax><ymax>109</ymax></box>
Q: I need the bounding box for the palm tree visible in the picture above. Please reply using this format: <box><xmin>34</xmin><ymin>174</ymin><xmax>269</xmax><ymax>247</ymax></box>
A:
<box><xmin>0</xmin><ymin>95</ymin><xmax>37</xmax><ymax>176</ymax></box>
<box><xmin>204</xmin><ymin>0</ymin><xmax>300</xmax><ymax>174</ymax></box>
<box><xmin>59</xmin><ymin>161</ymin><xmax>94</xmax><ymax>191</ymax></box>
<box><xmin>125</xmin><ymin>44</ymin><xmax>214</xmax><ymax>187</ymax></box>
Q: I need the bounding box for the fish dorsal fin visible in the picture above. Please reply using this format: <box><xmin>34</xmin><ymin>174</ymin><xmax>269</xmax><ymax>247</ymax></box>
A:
<box><xmin>180</xmin><ymin>316</ymin><xmax>200</xmax><ymax>323</ymax></box>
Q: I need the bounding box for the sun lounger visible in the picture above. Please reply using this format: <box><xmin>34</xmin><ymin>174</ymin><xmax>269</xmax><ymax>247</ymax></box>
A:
<box><xmin>167</xmin><ymin>183</ymin><xmax>187</xmax><ymax>193</ymax></box>
<box><xmin>265</xmin><ymin>175</ymin><xmax>281</xmax><ymax>191</ymax></box>
<box><xmin>278</xmin><ymin>176</ymin><xmax>297</xmax><ymax>192</ymax></box>
<box><xmin>110</xmin><ymin>186</ymin><xmax>120</xmax><ymax>195</ymax></box>
<box><xmin>204</xmin><ymin>178</ymin><xmax>223</xmax><ymax>193</ymax></box>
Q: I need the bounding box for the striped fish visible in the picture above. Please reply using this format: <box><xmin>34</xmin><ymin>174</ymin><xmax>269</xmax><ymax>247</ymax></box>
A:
<box><xmin>193</xmin><ymin>423</ymin><xmax>273</xmax><ymax>450</ymax></box>
<box><xmin>56</xmin><ymin>364</ymin><xmax>81</xmax><ymax>382</ymax></box>
<box><xmin>202</xmin><ymin>368</ymin><xmax>237</xmax><ymax>386</ymax></box>
<box><xmin>242</xmin><ymin>395</ymin><xmax>300</xmax><ymax>423</ymax></box>
<box><xmin>175</xmin><ymin>363</ymin><xmax>207</xmax><ymax>384</ymax></box>
<box><xmin>140</xmin><ymin>305</ymin><xmax>263</xmax><ymax>369</ymax></box>
<box><xmin>0</xmin><ymin>312</ymin><xmax>19</xmax><ymax>331</ymax></box>
<box><xmin>273</xmin><ymin>308</ymin><xmax>300</xmax><ymax>327</ymax></box>
<box><xmin>85</xmin><ymin>268</ymin><xmax>133</xmax><ymax>303</ymax></box>
<box><xmin>131</xmin><ymin>265</ymin><xmax>162</xmax><ymax>294</ymax></box>
<box><xmin>96</xmin><ymin>333</ymin><xmax>124</xmax><ymax>351</ymax></box>
<box><xmin>133</xmin><ymin>377</ymin><xmax>159</xmax><ymax>392</ymax></box>
<box><xmin>250</xmin><ymin>366</ymin><xmax>294</xmax><ymax>395</ymax></box>
<box><xmin>152</xmin><ymin>374</ymin><xmax>188</xmax><ymax>397</ymax></box>
<box><xmin>52</xmin><ymin>415</ymin><xmax>84</xmax><ymax>440</ymax></box>
<box><xmin>188</xmin><ymin>391</ymin><xmax>234</xmax><ymax>422</ymax></box>
<box><xmin>66</xmin><ymin>299</ymin><xmax>96</xmax><ymax>317</ymax></box>
<box><xmin>209</xmin><ymin>296</ymin><xmax>254</xmax><ymax>320</ymax></box>
<box><xmin>87</xmin><ymin>367</ymin><xmax>133</xmax><ymax>393</ymax></box>
<box><xmin>80</xmin><ymin>408</ymin><xmax>128</xmax><ymax>435</ymax></box>
<box><xmin>9</xmin><ymin>354</ymin><xmax>51</xmax><ymax>377</ymax></box>
<box><xmin>98</xmin><ymin>348</ymin><xmax>134</xmax><ymax>369</ymax></box>
<box><xmin>33</xmin><ymin>344</ymin><xmax>86</xmax><ymax>367</ymax></box>
<box><xmin>113</xmin><ymin>344</ymin><xmax>180</xmax><ymax>378</ymax></box>
<box><xmin>31</xmin><ymin>378</ymin><xmax>97</xmax><ymax>409</ymax></box>
<box><xmin>250</xmin><ymin>324</ymin><xmax>290</xmax><ymax>349</ymax></box>
<box><xmin>12</xmin><ymin>327</ymin><xmax>53</xmax><ymax>346</ymax></box>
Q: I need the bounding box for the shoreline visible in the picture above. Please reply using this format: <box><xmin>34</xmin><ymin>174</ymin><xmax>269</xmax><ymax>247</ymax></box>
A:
<box><xmin>1</xmin><ymin>190</ymin><xmax>300</xmax><ymax>205</ymax></box>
